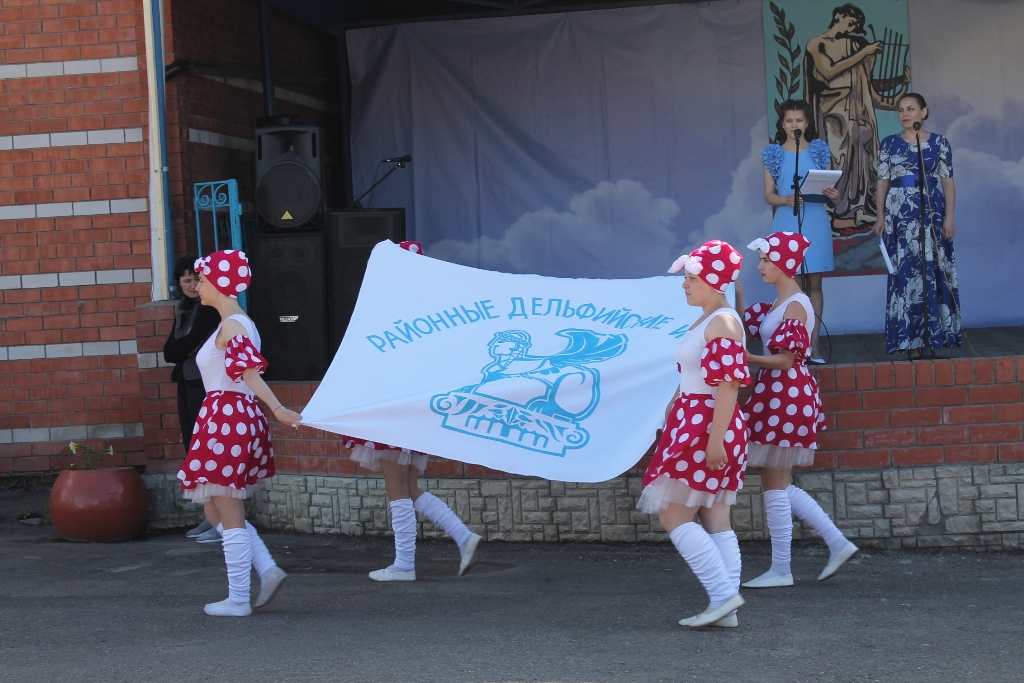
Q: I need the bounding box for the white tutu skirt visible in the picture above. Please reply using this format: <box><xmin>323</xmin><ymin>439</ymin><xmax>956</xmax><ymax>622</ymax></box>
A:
<box><xmin>747</xmin><ymin>443</ymin><xmax>816</xmax><ymax>469</ymax></box>
<box><xmin>349</xmin><ymin>445</ymin><xmax>429</xmax><ymax>474</ymax></box>
<box><xmin>637</xmin><ymin>474</ymin><xmax>738</xmax><ymax>513</ymax></box>
<box><xmin>182</xmin><ymin>482</ymin><xmax>261</xmax><ymax>504</ymax></box>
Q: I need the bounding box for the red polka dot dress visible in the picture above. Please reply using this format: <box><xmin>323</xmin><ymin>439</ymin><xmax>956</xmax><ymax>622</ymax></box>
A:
<box><xmin>177</xmin><ymin>314</ymin><xmax>275</xmax><ymax>503</ymax></box>
<box><xmin>743</xmin><ymin>294</ymin><xmax>825</xmax><ymax>469</ymax></box>
<box><xmin>638</xmin><ymin>308</ymin><xmax>751</xmax><ymax>512</ymax></box>
<box><xmin>344</xmin><ymin>437</ymin><xmax>428</xmax><ymax>474</ymax></box>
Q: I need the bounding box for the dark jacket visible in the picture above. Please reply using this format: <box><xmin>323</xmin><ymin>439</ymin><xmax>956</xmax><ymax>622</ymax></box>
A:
<box><xmin>163</xmin><ymin>297</ymin><xmax>221</xmax><ymax>388</ymax></box>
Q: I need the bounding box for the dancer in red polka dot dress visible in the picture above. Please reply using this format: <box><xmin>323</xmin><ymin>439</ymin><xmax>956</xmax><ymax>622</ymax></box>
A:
<box><xmin>176</xmin><ymin>250</ymin><xmax>303</xmax><ymax>617</ymax></box>
<box><xmin>741</xmin><ymin>232</ymin><xmax>858</xmax><ymax>589</ymax></box>
<box><xmin>638</xmin><ymin>240</ymin><xmax>750</xmax><ymax>629</ymax></box>
<box><xmin>341</xmin><ymin>241</ymin><xmax>482</xmax><ymax>582</ymax></box>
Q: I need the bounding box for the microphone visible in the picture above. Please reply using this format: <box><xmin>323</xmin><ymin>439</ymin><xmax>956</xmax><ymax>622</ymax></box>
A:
<box><xmin>794</xmin><ymin>129</ymin><xmax>803</xmax><ymax>141</ymax></box>
<box><xmin>912</xmin><ymin>122</ymin><xmax>921</xmax><ymax>131</ymax></box>
<box><xmin>384</xmin><ymin>155</ymin><xmax>412</xmax><ymax>163</ymax></box>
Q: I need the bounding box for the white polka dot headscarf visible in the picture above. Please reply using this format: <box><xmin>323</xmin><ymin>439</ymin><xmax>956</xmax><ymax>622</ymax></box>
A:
<box><xmin>668</xmin><ymin>240</ymin><xmax>743</xmax><ymax>293</ymax></box>
<box><xmin>747</xmin><ymin>231</ymin><xmax>811</xmax><ymax>278</ymax></box>
<box><xmin>194</xmin><ymin>250</ymin><xmax>251</xmax><ymax>298</ymax></box>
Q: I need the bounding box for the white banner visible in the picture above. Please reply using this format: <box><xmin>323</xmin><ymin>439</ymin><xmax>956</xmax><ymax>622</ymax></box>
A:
<box><xmin>301</xmin><ymin>242</ymin><xmax>712</xmax><ymax>483</ymax></box>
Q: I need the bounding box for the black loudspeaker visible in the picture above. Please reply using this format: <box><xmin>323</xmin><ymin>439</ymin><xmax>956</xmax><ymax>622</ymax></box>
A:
<box><xmin>247</xmin><ymin>232</ymin><xmax>329</xmax><ymax>380</ymax></box>
<box><xmin>255</xmin><ymin>123</ymin><xmax>323</xmax><ymax>231</ymax></box>
<box><xmin>327</xmin><ymin>209</ymin><xmax>406</xmax><ymax>351</ymax></box>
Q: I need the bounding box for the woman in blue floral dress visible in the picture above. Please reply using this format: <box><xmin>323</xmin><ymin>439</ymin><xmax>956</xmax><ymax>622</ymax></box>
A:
<box><xmin>872</xmin><ymin>93</ymin><xmax>961</xmax><ymax>358</ymax></box>
<box><xmin>762</xmin><ymin>100</ymin><xmax>839</xmax><ymax>363</ymax></box>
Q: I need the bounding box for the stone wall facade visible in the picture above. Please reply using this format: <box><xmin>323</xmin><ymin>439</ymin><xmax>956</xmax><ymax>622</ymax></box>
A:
<box><xmin>143</xmin><ymin>461</ymin><xmax>1024</xmax><ymax>551</ymax></box>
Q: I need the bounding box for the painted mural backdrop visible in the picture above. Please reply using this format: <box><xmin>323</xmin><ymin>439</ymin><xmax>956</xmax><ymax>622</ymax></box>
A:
<box><xmin>764</xmin><ymin>0</ymin><xmax>911</xmax><ymax>275</ymax></box>
<box><xmin>346</xmin><ymin>0</ymin><xmax>1024</xmax><ymax>334</ymax></box>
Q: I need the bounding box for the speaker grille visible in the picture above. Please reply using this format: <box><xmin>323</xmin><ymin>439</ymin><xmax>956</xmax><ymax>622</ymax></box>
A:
<box><xmin>256</xmin><ymin>161</ymin><xmax>321</xmax><ymax>230</ymax></box>
<box><xmin>247</xmin><ymin>232</ymin><xmax>328</xmax><ymax>381</ymax></box>
<box><xmin>327</xmin><ymin>209</ymin><xmax>406</xmax><ymax>352</ymax></box>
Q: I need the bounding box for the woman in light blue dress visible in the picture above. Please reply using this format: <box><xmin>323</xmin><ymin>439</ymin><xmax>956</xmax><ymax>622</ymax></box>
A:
<box><xmin>762</xmin><ymin>100</ymin><xmax>839</xmax><ymax>362</ymax></box>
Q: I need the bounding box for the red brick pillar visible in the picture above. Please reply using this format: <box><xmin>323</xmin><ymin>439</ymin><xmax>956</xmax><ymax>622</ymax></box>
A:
<box><xmin>133</xmin><ymin>300</ymin><xmax>182</xmax><ymax>473</ymax></box>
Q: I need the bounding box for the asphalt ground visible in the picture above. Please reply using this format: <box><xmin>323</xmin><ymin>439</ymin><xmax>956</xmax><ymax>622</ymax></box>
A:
<box><xmin>1</xmin><ymin>490</ymin><xmax>1022</xmax><ymax>683</ymax></box>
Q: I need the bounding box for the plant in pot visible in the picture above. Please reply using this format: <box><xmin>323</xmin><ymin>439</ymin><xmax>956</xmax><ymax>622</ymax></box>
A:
<box><xmin>49</xmin><ymin>441</ymin><xmax>149</xmax><ymax>542</ymax></box>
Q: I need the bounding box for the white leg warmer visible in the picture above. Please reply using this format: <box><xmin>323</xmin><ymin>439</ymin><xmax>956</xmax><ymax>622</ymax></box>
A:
<box><xmin>764</xmin><ymin>489</ymin><xmax>793</xmax><ymax>572</ymax></box>
<box><xmin>221</xmin><ymin>527</ymin><xmax>252</xmax><ymax>604</ymax></box>
<box><xmin>389</xmin><ymin>498</ymin><xmax>417</xmax><ymax>572</ymax></box>
<box><xmin>787</xmin><ymin>484</ymin><xmax>849</xmax><ymax>552</ymax></box>
<box><xmin>709</xmin><ymin>530</ymin><xmax>741</xmax><ymax>596</ymax></box>
<box><xmin>245</xmin><ymin>521</ymin><xmax>277</xmax><ymax>579</ymax></box>
<box><xmin>669</xmin><ymin>522</ymin><xmax>734</xmax><ymax>606</ymax></box>
<box><xmin>414</xmin><ymin>492</ymin><xmax>473</xmax><ymax>549</ymax></box>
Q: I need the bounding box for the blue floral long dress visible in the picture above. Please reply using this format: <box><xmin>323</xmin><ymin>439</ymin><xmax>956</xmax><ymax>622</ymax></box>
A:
<box><xmin>878</xmin><ymin>133</ymin><xmax>962</xmax><ymax>354</ymax></box>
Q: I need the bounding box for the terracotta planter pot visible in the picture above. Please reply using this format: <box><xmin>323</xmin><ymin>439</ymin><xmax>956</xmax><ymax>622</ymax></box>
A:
<box><xmin>49</xmin><ymin>468</ymin><xmax>148</xmax><ymax>542</ymax></box>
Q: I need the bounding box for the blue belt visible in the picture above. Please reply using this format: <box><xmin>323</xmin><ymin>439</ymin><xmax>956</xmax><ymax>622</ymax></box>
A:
<box><xmin>889</xmin><ymin>175</ymin><xmax>920</xmax><ymax>189</ymax></box>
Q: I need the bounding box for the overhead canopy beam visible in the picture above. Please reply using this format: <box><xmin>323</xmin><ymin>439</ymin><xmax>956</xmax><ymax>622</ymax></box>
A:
<box><xmin>270</xmin><ymin>0</ymin><xmax>715</xmax><ymax>32</ymax></box>
<box><xmin>446</xmin><ymin>0</ymin><xmax>554</xmax><ymax>10</ymax></box>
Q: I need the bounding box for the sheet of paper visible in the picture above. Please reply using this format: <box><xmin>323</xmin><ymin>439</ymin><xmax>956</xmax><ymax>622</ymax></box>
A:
<box><xmin>800</xmin><ymin>169</ymin><xmax>842</xmax><ymax>195</ymax></box>
<box><xmin>879</xmin><ymin>237</ymin><xmax>895</xmax><ymax>275</ymax></box>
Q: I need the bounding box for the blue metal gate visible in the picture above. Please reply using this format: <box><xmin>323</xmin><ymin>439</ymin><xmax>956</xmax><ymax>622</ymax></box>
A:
<box><xmin>193</xmin><ymin>179</ymin><xmax>246</xmax><ymax>310</ymax></box>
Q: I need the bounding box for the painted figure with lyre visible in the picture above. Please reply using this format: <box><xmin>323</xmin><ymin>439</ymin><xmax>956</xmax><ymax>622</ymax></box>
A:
<box><xmin>803</xmin><ymin>3</ymin><xmax>910</xmax><ymax>235</ymax></box>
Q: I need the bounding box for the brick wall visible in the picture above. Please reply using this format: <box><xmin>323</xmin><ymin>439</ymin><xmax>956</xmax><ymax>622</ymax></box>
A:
<box><xmin>132</xmin><ymin>299</ymin><xmax>1024</xmax><ymax>481</ymax></box>
<box><xmin>813</xmin><ymin>358</ymin><xmax>1024</xmax><ymax>469</ymax></box>
<box><xmin>164</xmin><ymin>0</ymin><xmax>341</xmax><ymax>257</ymax></box>
<box><xmin>0</xmin><ymin>0</ymin><xmax>341</xmax><ymax>472</ymax></box>
<box><xmin>247</xmin><ymin>357</ymin><xmax>1024</xmax><ymax>482</ymax></box>
<box><xmin>133</xmin><ymin>299</ymin><xmax>177</xmax><ymax>470</ymax></box>
<box><xmin>0</xmin><ymin>0</ymin><xmax>150</xmax><ymax>472</ymax></box>
<box><xmin>131</xmin><ymin>296</ymin><xmax>1024</xmax><ymax>548</ymax></box>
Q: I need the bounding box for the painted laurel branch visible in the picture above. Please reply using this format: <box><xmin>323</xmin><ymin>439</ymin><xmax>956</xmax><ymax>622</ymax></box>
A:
<box><xmin>770</xmin><ymin>1</ymin><xmax>802</xmax><ymax>118</ymax></box>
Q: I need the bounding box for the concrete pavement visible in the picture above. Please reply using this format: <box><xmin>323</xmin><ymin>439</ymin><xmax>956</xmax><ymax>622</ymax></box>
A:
<box><xmin>1</xmin><ymin>489</ymin><xmax>1021</xmax><ymax>683</ymax></box>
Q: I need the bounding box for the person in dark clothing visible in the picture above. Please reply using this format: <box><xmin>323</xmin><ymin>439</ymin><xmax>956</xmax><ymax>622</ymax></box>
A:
<box><xmin>163</xmin><ymin>256</ymin><xmax>222</xmax><ymax>540</ymax></box>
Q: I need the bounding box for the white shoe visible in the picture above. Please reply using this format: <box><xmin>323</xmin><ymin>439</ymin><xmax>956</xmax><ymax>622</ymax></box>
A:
<box><xmin>368</xmin><ymin>566</ymin><xmax>416</xmax><ymax>582</ymax></box>
<box><xmin>458</xmin><ymin>533</ymin><xmax>482</xmax><ymax>576</ymax></box>
<box><xmin>253</xmin><ymin>567</ymin><xmax>288</xmax><ymax>609</ymax></box>
<box><xmin>203</xmin><ymin>599</ymin><xmax>252</xmax><ymax>617</ymax></box>
<box><xmin>678</xmin><ymin>612</ymin><xmax>738</xmax><ymax>628</ymax></box>
<box><xmin>689</xmin><ymin>594</ymin><xmax>745</xmax><ymax>628</ymax></box>
<box><xmin>742</xmin><ymin>570</ymin><xmax>795</xmax><ymax>588</ymax></box>
<box><xmin>818</xmin><ymin>541</ymin><xmax>859</xmax><ymax>581</ymax></box>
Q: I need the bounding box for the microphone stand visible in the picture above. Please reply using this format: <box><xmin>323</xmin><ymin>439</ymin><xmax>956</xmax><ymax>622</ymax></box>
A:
<box><xmin>792</xmin><ymin>130</ymin><xmax>802</xmax><ymax>218</ymax></box>
<box><xmin>913</xmin><ymin>124</ymin><xmax>932</xmax><ymax>354</ymax></box>
<box><xmin>792</xmin><ymin>130</ymin><xmax>808</xmax><ymax>280</ymax></box>
<box><xmin>347</xmin><ymin>160</ymin><xmax>407</xmax><ymax>210</ymax></box>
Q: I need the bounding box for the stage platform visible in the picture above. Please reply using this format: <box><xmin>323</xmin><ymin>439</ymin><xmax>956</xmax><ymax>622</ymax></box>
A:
<box><xmin>811</xmin><ymin>326</ymin><xmax>1023</xmax><ymax>364</ymax></box>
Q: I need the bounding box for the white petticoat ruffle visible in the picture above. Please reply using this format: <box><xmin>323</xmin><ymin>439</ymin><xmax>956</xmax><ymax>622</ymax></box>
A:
<box><xmin>349</xmin><ymin>445</ymin><xmax>429</xmax><ymax>474</ymax></box>
<box><xmin>637</xmin><ymin>474</ymin><xmax>738</xmax><ymax>513</ymax></box>
<box><xmin>181</xmin><ymin>481</ymin><xmax>261</xmax><ymax>504</ymax></box>
<box><xmin>747</xmin><ymin>442</ymin><xmax>816</xmax><ymax>469</ymax></box>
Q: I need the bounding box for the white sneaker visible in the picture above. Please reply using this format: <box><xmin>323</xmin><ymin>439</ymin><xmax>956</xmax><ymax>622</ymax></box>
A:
<box><xmin>253</xmin><ymin>567</ymin><xmax>288</xmax><ymax>609</ymax></box>
<box><xmin>458</xmin><ymin>533</ymin><xmax>482</xmax><ymax>576</ymax></box>
<box><xmin>678</xmin><ymin>612</ymin><xmax>738</xmax><ymax>628</ymax></box>
<box><xmin>368</xmin><ymin>566</ymin><xmax>416</xmax><ymax>582</ymax></box>
<box><xmin>742</xmin><ymin>569</ymin><xmax>795</xmax><ymax>588</ymax></box>
<box><xmin>818</xmin><ymin>541</ymin><xmax>859</xmax><ymax>581</ymax></box>
<box><xmin>688</xmin><ymin>594</ymin><xmax>745</xmax><ymax>628</ymax></box>
<box><xmin>204</xmin><ymin>599</ymin><xmax>252</xmax><ymax>617</ymax></box>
